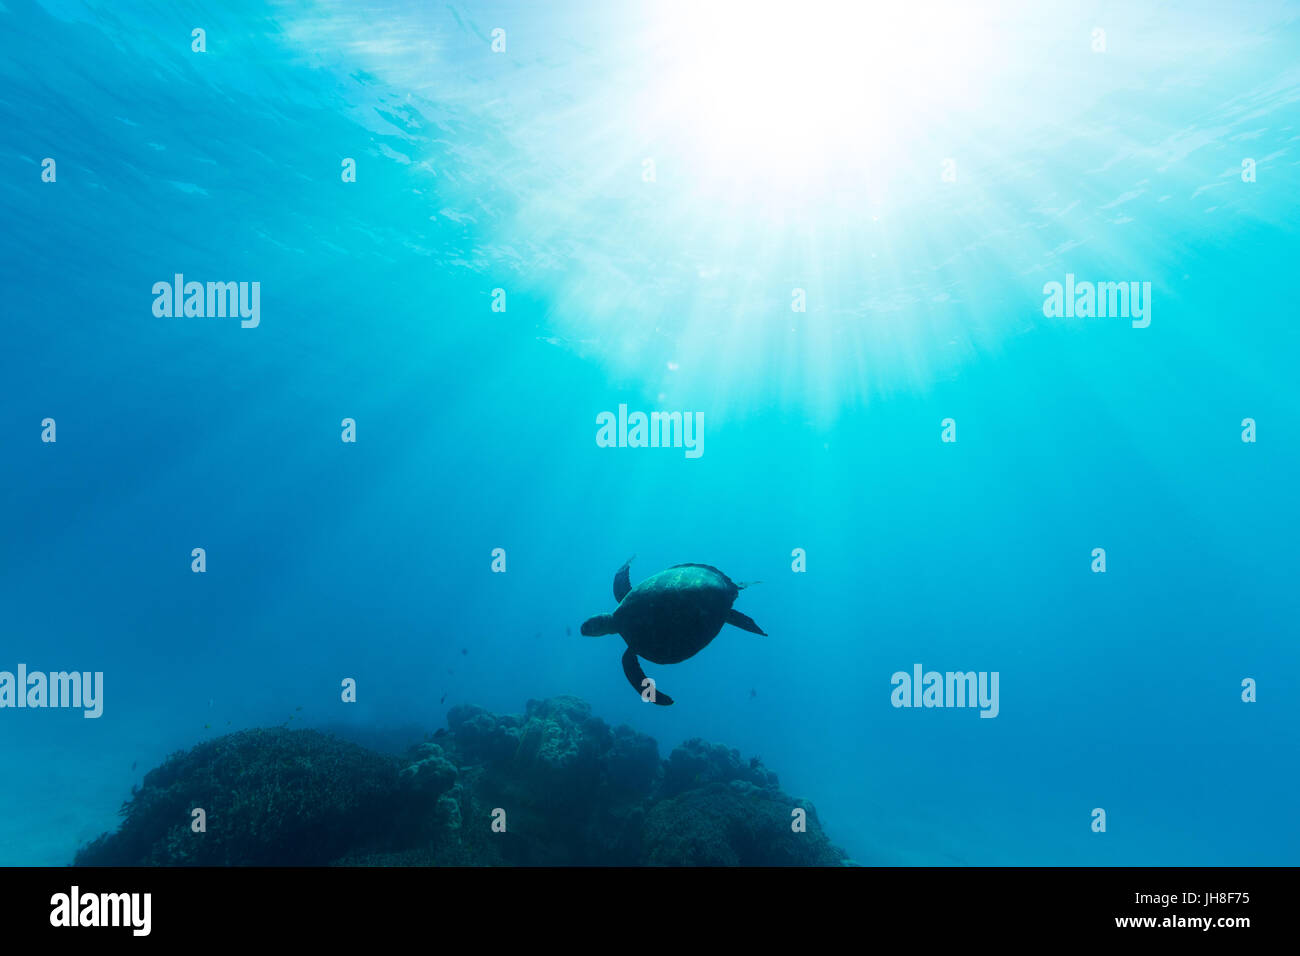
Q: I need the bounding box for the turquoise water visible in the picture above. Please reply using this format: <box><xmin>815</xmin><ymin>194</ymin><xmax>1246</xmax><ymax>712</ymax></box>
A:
<box><xmin>1</xmin><ymin>0</ymin><xmax>1297</xmax><ymax>865</ymax></box>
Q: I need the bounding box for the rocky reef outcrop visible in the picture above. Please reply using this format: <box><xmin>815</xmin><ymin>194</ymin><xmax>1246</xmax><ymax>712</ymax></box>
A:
<box><xmin>76</xmin><ymin>696</ymin><xmax>848</xmax><ymax>866</ymax></box>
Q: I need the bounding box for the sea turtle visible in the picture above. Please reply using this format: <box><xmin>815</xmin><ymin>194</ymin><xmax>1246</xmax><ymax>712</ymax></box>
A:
<box><xmin>581</xmin><ymin>557</ymin><xmax>766</xmax><ymax>706</ymax></box>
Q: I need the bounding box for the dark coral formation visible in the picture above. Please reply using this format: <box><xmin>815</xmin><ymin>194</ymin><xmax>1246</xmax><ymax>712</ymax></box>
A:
<box><xmin>75</xmin><ymin>729</ymin><xmax>415</xmax><ymax>866</ymax></box>
<box><xmin>76</xmin><ymin>696</ymin><xmax>848</xmax><ymax>866</ymax></box>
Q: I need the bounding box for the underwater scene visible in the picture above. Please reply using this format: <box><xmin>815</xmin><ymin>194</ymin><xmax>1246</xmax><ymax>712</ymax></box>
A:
<box><xmin>1</xmin><ymin>0</ymin><xmax>1298</xmax><ymax>867</ymax></box>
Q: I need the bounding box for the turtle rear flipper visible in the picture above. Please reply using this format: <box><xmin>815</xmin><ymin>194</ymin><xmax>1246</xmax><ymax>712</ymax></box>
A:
<box><xmin>622</xmin><ymin>647</ymin><xmax>673</xmax><ymax>705</ymax></box>
<box><xmin>613</xmin><ymin>555</ymin><xmax>636</xmax><ymax>603</ymax></box>
<box><xmin>726</xmin><ymin>609</ymin><xmax>767</xmax><ymax>635</ymax></box>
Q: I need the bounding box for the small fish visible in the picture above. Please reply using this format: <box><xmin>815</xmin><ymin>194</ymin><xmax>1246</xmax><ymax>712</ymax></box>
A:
<box><xmin>461</xmin><ymin>648</ymin><xmax>468</xmax><ymax>656</ymax></box>
<box><xmin>565</xmin><ymin>626</ymin><xmax>571</xmax><ymax>636</ymax></box>
<box><xmin>295</xmin><ymin>705</ymin><xmax>303</xmax><ymax>712</ymax></box>
<box><xmin>440</xmin><ymin>694</ymin><xmax>446</xmax><ymax>704</ymax></box>
<box><xmin>130</xmin><ymin>760</ymin><xmax>137</xmax><ymax>771</ymax></box>
<box><xmin>204</xmin><ymin>723</ymin><xmax>210</xmax><ymax>729</ymax></box>
<box><xmin>750</xmin><ymin>688</ymin><xmax>757</xmax><ymax>698</ymax></box>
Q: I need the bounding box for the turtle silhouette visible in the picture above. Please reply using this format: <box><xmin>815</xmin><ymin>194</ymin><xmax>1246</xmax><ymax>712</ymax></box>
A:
<box><xmin>581</xmin><ymin>557</ymin><xmax>766</xmax><ymax>706</ymax></box>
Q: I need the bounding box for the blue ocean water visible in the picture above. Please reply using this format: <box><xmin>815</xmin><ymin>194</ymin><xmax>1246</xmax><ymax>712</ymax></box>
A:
<box><xmin>1</xmin><ymin>0</ymin><xmax>1297</xmax><ymax>866</ymax></box>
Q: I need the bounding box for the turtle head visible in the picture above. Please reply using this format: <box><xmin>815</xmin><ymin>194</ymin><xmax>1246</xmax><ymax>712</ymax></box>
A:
<box><xmin>581</xmin><ymin>614</ymin><xmax>617</xmax><ymax>637</ymax></box>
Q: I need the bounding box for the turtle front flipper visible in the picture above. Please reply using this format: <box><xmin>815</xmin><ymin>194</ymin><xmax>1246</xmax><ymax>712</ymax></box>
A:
<box><xmin>613</xmin><ymin>555</ymin><xmax>636</xmax><ymax>603</ymax></box>
<box><xmin>726</xmin><ymin>609</ymin><xmax>767</xmax><ymax>635</ymax></box>
<box><xmin>622</xmin><ymin>647</ymin><xmax>673</xmax><ymax>706</ymax></box>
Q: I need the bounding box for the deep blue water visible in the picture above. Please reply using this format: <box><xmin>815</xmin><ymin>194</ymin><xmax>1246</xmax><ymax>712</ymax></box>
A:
<box><xmin>1</xmin><ymin>0</ymin><xmax>1298</xmax><ymax>865</ymax></box>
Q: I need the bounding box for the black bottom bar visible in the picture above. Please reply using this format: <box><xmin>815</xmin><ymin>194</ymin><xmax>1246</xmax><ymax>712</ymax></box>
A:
<box><xmin>0</xmin><ymin>866</ymin><xmax>1279</xmax><ymax>943</ymax></box>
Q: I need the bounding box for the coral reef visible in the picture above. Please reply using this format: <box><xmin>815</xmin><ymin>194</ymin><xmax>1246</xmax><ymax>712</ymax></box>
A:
<box><xmin>76</xmin><ymin>697</ymin><xmax>848</xmax><ymax>867</ymax></box>
<box><xmin>75</xmin><ymin>729</ymin><xmax>412</xmax><ymax>866</ymax></box>
<box><xmin>645</xmin><ymin>782</ymin><xmax>841</xmax><ymax>866</ymax></box>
